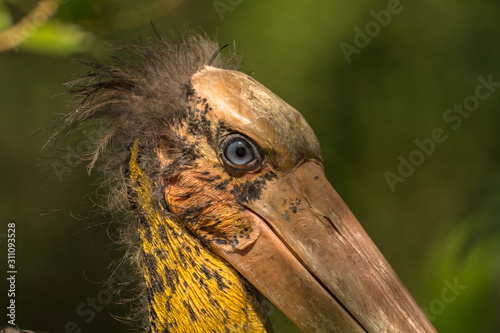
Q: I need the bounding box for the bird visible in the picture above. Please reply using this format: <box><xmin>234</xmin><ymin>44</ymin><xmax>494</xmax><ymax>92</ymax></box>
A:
<box><xmin>41</xmin><ymin>33</ymin><xmax>437</xmax><ymax>333</ymax></box>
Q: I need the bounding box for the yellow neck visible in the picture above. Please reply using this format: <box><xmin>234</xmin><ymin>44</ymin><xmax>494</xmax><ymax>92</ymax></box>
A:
<box><xmin>129</xmin><ymin>140</ymin><xmax>267</xmax><ymax>333</ymax></box>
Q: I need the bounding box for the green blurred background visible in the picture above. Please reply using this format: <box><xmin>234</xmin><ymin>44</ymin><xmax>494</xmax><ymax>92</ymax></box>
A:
<box><xmin>1</xmin><ymin>0</ymin><xmax>499</xmax><ymax>332</ymax></box>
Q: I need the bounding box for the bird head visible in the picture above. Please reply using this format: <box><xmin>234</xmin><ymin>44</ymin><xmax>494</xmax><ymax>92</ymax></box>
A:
<box><xmin>61</xmin><ymin>34</ymin><xmax>436</xmax><ymax>333</ymax></box>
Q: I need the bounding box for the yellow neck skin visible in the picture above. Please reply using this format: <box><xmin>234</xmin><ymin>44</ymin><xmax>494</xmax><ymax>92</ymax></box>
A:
<box><xmin>129</xmin><ymin>140</ymin><xmax>266</xmax><ymax>333</ymax></box>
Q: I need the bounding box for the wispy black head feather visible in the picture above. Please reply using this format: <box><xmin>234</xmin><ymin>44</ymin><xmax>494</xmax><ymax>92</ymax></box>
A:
<box><xmin>58</xmin><ymin>33</ymin><xmax>238</xmax><ymax>172</ymax></box>
<box><xmin>51</xmin><ymin>32</ymin><xmax>240</xmax><ymax>210</ymax></box>
<box><xmin>50</xmin><ymin>32</ymin><xmax>240</xmax><ymax>330</ymax></box>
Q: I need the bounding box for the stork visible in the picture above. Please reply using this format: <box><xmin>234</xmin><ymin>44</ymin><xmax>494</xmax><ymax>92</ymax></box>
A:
<box><xmin>52</xmin><ymin>34</ymin><xmax>436</xmax><ymax>333</ymax></box>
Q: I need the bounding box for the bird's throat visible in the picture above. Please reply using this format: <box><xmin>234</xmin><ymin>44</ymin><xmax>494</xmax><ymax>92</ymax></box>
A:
<box><xmin>128</xmin><ymin>140</ymin><xmax>267</xmax><ymax>333</ymax></box>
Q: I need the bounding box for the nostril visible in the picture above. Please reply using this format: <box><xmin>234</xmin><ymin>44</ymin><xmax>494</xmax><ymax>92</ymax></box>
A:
<box><xmin>323</xmin><ymin>215</ymin><xmax>347</xmax><ymax>242</ymax></box>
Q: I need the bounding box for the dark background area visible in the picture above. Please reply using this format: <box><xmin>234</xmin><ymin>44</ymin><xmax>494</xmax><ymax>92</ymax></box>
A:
<box><xmin>1</xmin><ymin>0</ymin><xmax>499</xmax><ymax>332</ymax></box>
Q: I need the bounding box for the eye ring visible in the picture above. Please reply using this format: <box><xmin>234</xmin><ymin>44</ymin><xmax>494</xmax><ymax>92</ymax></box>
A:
<box><xmin>220</xmin><ymin>134</ymin><xmax>263</xmax><ymax>172</ymax></box>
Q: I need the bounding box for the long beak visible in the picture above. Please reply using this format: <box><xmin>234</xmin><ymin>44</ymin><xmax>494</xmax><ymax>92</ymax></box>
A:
<box><xmin>218</xmin><ymin>162</ymin><xmax>436</xmax><ymax>333</ymax></box>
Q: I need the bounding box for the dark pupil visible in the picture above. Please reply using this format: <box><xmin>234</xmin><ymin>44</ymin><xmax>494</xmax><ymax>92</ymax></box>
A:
<box><xmin>236</xmin><ymin>146</ymin><xmax>247</xmax><ymax>157</ymax></box>
<box><xmin>224</xmin><ymin>137</ymin><xmax>256</xmax><ymax>166</ymax></box>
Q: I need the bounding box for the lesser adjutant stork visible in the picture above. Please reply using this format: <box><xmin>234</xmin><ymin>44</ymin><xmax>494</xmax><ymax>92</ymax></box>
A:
<box><xmin>53</xmin><ymin>34</ymin><xmax>437</xmax><ymax>333</ymax></box>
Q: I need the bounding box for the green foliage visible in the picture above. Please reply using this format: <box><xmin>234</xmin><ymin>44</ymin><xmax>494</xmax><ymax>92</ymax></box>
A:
<box><xmin>0</xmin><ymin>1</ymin><xmax>13</xmax><ymax>31</ymax></box>
<box><xmin>18</xmin><ymin>19</ymin><xmax>95</xmax><ymax>56</ymax></box>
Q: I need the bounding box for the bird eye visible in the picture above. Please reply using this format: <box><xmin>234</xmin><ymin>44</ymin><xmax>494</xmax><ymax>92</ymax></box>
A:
<box><xmin>221</xmin><ymin>134</ymin><xmax>262</xmax><ymax>172</ymax></box>
<box><xmin>225</xmin><ymin>139</ymin><xmax>254</xmax><ymax>164</ymax></box>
